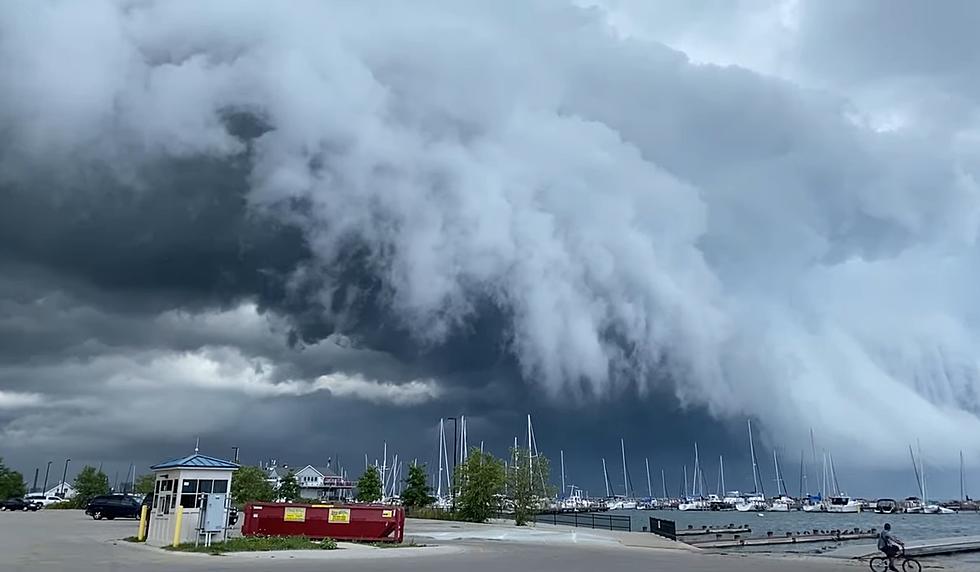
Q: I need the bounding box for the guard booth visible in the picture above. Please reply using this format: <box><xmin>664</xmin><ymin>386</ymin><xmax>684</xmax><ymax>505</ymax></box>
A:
<box><xmin>144</xmin><ymin>453</ymin><xmax>239</xmax><ymax>547</ymax></box>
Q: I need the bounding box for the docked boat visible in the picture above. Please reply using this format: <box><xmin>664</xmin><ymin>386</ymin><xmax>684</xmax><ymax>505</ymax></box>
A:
<box><xmin>825</xmin><ymin>495</ymin><xmax>861</xmax><ymax>513</ymax></box>
<box><xmin>875</xmin><ymin>498</ymin><xmax>898</xmax><ymax>514</ymax></box>
<box><xmin>769</xmin><ymin>496</ymin><xmax>794</xmax><ymax>512</ymax></box>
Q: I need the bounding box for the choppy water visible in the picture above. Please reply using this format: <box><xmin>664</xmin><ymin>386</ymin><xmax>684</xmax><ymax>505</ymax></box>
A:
<box><xmin>616</xmin><ymin>509</ymin><xmax>980</xmax><ymax>566</ymax></box>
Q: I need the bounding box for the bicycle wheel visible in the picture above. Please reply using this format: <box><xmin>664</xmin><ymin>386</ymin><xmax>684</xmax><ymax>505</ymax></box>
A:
<box><xmin>869</xmin><ymin>556</ymin><xmax>889</xmax><ymax>572</ymax></box>
<box><xmin>902</xmin><ymin>558</ymin><xmax>921</xmax><ymax>572</ymax></box>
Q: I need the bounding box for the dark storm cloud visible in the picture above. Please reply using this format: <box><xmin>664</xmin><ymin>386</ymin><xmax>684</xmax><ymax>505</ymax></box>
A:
<box><xmin>1</xmin><ymin>0</ymin><xmax>980</xmax><ymax>499</ymax></box>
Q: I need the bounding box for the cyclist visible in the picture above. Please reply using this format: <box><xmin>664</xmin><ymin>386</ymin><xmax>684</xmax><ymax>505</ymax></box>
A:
<box><xmin>877</xmin><ymin>523</ymin><xmax>905</xmax><ymax>571</ymax></box>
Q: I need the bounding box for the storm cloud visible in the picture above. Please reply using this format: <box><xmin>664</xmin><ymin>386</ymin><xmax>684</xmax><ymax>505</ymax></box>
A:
<box><xmin>2</xmin><ymin>0</ymin><xmax>980</xmax><ymax>496</ymax></box>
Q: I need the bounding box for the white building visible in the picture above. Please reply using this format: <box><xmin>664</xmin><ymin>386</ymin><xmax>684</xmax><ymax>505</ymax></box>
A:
<box><xmin>264</xmin><ymin>460</ymin><xmax>353</xmax><ymax>502</ymax></box>
<box><xmin>43</xmin><ymin>482</ymin><xmax>77</xmax><ymax>499</ymax></box>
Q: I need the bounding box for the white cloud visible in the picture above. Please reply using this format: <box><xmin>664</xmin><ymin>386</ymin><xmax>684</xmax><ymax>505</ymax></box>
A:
<box><xmin>313</xmin><ymin>373</ymin><xmax>443</xmax><ymax>406</ymax></box>
<box><xmin>0</xmin><ymin>390</ymin><xmax>43</xmax><ymax>409</ymax></box>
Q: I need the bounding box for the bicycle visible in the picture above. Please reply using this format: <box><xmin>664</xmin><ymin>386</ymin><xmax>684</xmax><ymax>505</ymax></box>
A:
<box><xmin>869</xmin><ymin>545</ymin><xmax>921</xmax><ymax>572</ymax></box>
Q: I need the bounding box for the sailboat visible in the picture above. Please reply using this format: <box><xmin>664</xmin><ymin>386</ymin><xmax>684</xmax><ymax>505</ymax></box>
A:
<box><xmin>914</xmin><ymin>441</ymin><xmax>956</xmax><ymax>514</ymax></box>
<box><xmin>736</xmin><ymin>420</ymin><xmax>767</xmax><ymax>512</ymax></box>
<box><xmin>767</xmin><ymin>450</ymin><xmax>792</xmax><ymax>512</ymax></box>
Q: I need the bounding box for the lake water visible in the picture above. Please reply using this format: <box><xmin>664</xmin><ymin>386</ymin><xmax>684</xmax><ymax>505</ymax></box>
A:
<box><xmin>617</xmin><ymin>509</ymin><xmax>980</xmax><ymax>566</ymax></box>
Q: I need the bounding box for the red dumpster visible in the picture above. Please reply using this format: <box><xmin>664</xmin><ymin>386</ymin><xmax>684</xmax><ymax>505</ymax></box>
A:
<box><xmin>241</xmin><ymin>503</ymin><xmax>404</xmax><ymax>543</ymax></box>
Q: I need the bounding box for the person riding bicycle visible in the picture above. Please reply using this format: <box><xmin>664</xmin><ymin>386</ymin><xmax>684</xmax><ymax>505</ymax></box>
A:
<box><xmin>878</xmin><ymin>523</ymin><xmax>905</xmax><ymax>571</ymax></box>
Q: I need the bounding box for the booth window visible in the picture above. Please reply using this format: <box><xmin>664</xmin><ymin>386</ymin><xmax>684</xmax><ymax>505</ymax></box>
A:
<box><xmin>213</xmin><ymin>480</ymin><xmax>228</xmax><ymax>493</ymax></box>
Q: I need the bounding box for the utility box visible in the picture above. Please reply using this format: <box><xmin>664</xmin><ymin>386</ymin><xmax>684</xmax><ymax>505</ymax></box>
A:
<box><xmin>242</xmin><ymin>502</ymin><xmax>404</xmax><ymax>543</ymax></box>
<box><xmin>200</xmin><ymin>493</ymin><xmax>229</xmax><ymax>533</ymax></box>
<box><xmin>144</xmin><ymin>452</ymin><xmax>239</xmax><ymax>547</ymax></box>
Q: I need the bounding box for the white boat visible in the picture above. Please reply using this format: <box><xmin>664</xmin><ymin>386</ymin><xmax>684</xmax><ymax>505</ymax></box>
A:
<box><xmin>768</xmin><ymin>497</ymin><xmax>792</xmax><ymax>512</ymax></box>
<box><xmin>825</xmin><ymin>495</ymin><xmax>861</xmax><ymax>513</ymax></box>
<box><xmin>903</xmin><ymin>497</ymin><xmax>924</xmax><ymax>513</ymax></box>
<box><xmin>559</xmin><ymin>487</ymin><xmax>590</xmax><ymax>512</ymax></box>
<box><xmin>802</xmin><ymin>502</ymin><xmax>825</xmax><ymax>512</ymax></box>
<box><xmin>735</xmin><ymin>501</ymin><xmax>764</xmax><ymax>512</ymax></box>
<box><xmin>678</xmin><ymin>498</ymin><xmax>708</xmax><ymax>511</ymax></box>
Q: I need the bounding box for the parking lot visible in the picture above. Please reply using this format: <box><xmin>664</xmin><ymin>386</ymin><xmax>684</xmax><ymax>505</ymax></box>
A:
<box><xmin>0</xmin><ymin>509</ymin><xmax>865</xmax><ymax>572</ymax></box>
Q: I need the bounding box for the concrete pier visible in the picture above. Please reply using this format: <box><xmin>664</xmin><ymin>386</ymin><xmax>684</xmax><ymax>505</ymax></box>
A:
<box><xmin>827</xmin><ymin>535</ymin><xmax>980</xmax><ymax>559</ymax></box>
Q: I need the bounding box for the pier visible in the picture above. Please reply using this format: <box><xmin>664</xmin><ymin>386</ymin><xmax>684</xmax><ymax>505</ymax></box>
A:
<box><xmin>675</xmin><ymin>525</ymin><xmax>753</xmax><ymax>537</ymax></box>
<box><xmin>827</xmin><ymin>535</ymin><xmax>980</xmax><ymax>559</ymax></box>
<box><xmin>692</xmin><ymin>530</ymin><xmax>877</xmax><ymax>549</ymax></box>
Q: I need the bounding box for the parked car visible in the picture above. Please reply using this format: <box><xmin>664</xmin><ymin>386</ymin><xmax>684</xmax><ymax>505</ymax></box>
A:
<box><xmin>0</xmin><ymin>498</ymin><xmax>42</xmax><ymax>511</ymax></box>
<box><xmin>85</xmin><ymin>495</ymin><xmax>142</xmax><ymax>520</ymax></box>
<box><xmin>24</xmin><ymin>494</ymin><xmax>66</xmax><ymax>507</ymax></box>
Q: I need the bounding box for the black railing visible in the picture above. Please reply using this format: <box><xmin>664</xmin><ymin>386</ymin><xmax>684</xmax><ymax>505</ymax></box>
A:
<box><xmin>649</xmin><ymin>517</ymin><xmax>677</xmax><ymax>540</ymax></box>
<box><xmin>532</xmin><ymin>511</ymin><xmax>632</xmax><ymax>532</ymax></box>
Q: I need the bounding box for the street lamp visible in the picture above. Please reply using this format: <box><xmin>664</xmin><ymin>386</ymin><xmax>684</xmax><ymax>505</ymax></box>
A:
<box><xmin>60</xmin><ymin>458</ymin><xmax>71</xmax><ymax>497</ymax></box>
<box><xmin>42</xmin><ymin>460</ymin><xmax>52</xmax><ymax>494</ymax></box>
<box><xmin>232</xmin><ymin>447</ymin><xmax>240</xmax><ymax>464</ymax></box>
<box><xmin>446</xmin><ymin>417</ymin><xmax>458</xmax><ymax>510</ymax></box>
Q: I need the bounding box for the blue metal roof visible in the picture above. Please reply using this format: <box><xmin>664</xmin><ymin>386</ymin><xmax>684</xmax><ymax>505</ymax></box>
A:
<box><xmin>150</xmin><ymin>453</ymin><xmax>240</xmax><ymax>470</ymax></box>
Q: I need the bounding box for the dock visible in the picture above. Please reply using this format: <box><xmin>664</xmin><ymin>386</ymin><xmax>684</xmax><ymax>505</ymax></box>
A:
<box><xmin>827</xmin><ymin>535</ymin><xmax>980</xmax><ymax>559</ymax></box>
<box><xmin>693</xmin><ymin>531</ymin><xmax>876</xmax><ymax>549</ymax></box>
<box><xmin>676</xmin><ymin>526</ymin><xmax>752</xmax><ymax>537</ymax></box>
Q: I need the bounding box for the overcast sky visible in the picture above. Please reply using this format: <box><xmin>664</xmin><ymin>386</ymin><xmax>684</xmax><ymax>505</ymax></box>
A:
<box><xmin>2</xmin><ymin>0</ymin><xmax>980</xmax><ymax>499</ymax></box>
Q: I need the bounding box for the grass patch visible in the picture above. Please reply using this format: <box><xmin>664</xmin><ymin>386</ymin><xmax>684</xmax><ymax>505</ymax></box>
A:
<box><xmin>166</xmin><ymin>536</ymin><xmax>338</xmax><ymax>555</ymax></box>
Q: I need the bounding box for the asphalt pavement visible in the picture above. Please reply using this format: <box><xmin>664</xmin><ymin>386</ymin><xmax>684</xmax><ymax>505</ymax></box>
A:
<box><xmin>0</xmin><ymin>510</ymin><xmax>871</xmax><ymax>572</ymax></box>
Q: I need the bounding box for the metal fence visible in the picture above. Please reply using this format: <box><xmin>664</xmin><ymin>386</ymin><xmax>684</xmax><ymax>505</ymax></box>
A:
<box><xmin>531</xmin><ymin>511</ymin><xmax>632</xmax><ymax>531</ymax></box>
<box><xmin>648</xmin><ymin>517</ymin><xmax>677</xmax><ymax>540</ymax></box>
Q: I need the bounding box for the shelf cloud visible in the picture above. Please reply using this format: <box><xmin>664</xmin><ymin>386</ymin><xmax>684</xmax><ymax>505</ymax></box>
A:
<box><xmin>2</xmin><ymin>1</ymin><xmax>980</xmax><ymax>486</ymax></box>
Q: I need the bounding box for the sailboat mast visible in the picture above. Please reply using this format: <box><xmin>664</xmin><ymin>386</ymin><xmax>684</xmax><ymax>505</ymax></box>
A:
<box><xmin>961</xmin><ymin>450</ymin><xmax>965</xmax><ymax>502</ymax></box>
<box><xmin>798</xmin><ymin>451</ymin><xmax>805</xmax><ymax>499</ymax></box>
<box><xmin>645</xmin><ymin>458</ymin><xmax>652</xmax><ymax>498</ymax></box>
<box><xmin>560</xmin><ymin>450</ymin><xmax>566</xmax><ymax>496</ymax></box>
<box><xmin>773</xmin><ymin>450</ymin><xmax>783</xmax><ymax>496</ymax></box>
<box><xmin>684</xmin><ymin>465</ymin><xmax>689</xmax><ymax>498</ymax></box>
<box><xmin>621</xmin><ymin>438</ymin><xmax>629</xmax><ymax>498</ymax></box>
<box><xmin>720</xmin><ymin>455</ymin><xmax>726</xmax><ymax>494</ymax></box>
<box><xmin>909</xmin><ymin>445</ymin><xmax>923</xmax><ymax>499</ymax></box>
<box><xmin>661</xmin><ymin>468</ymin><xmax>667</xmax><ymax>499</ymax></box>
<box><xmin>918</xmin><ymin>440</ymin><xmax>927</xmax><ymax>504</ymax></box>
<box><xmin>602</xmin><ymin>458</ymin><xmax>611</xmax><ymax>497</ymax></box>
<box><xmin>748</xmin><ymin>420</ymin><xmax>759</xmax><ymax>494</ymax></box>
<box><xmin>527</xmin><ymin>414</ymin><xmax>533</xmax><ymax>480</ymax></box>
<box><xmin>693</xmin><ymin>443</ymin><xmax>700</xmax><ymax>497</ymax></box>
<box><xmin>829</xmin><ymin>453</ymin><xmax>840</xmax><ymax>495</ymax></box>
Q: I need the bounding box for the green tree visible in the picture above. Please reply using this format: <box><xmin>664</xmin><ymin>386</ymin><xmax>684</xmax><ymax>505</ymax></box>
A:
<box><xmin>231</xmin><ymin>466</ymin><xmax>276</xmax><ymax>506</ymax></box>
<box><xmin>508</xmin><ymin>447</ymin><xmax>554</xmax><ymax>526</ymax></box>
<box><xmin>0</xmin><ymin>458</ymin><xmax>27</xmax><ymax>500</ymax></box>
<box><xmin>401</xmin><ymin>463</ymin><xmax>433</xmax><ymax>508</ymax></box>
<box><xmin>73</xmin><ymin>466</ymin><xmax>110</xmax><ymax>506</ymax></box>
<box><xmin>355</xmin><ymin>466</ymin><xmax>382</xmax><ymax>502</ymax></box>
<box><xmin>455</xmin><ymin>448</ymin><xmax>505</xmax><ymax>523</ymax></box>
<box><xmin>278</xmin><ymin>470</ymin><xmax>301</xmax><ymax>502</ymax></box>
<box><xmin>134</xmin><ymin>474</ymin><xmax>156</xmax><ymax>495</ymax></box>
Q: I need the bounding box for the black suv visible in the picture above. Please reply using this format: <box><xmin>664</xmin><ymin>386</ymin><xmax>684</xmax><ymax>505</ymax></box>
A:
<box><xmin>85</xmin><ymin>495</ymin><xmax>142</xmax><ymax>520</ymax></box>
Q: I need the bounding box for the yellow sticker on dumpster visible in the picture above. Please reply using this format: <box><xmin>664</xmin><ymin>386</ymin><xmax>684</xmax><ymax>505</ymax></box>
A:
<box><xmin>382</xmin><ymin>510</ymin><xmax>393</xmax><ymax>518</ymax></box>
<box><xmin>283</xmin><ymin>507</ymin><xmax>306</xmax><ymax>522</ymax></box>
<box><xmin>328</xmin><ymin>508</ymin><xmax>351</xmax><ymax>524</ymax></box>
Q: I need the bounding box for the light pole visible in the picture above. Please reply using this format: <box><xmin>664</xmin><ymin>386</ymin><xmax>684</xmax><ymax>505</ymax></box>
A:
<box><xmin>232</xmin><ymin>447</ymin><xmax>240</xmax><ymax>464</ymax></box>
<box><xmin>32</xmin><ymin>468</ymin><xmax>39</xmax><ymax>493</ymax></box>
<box><xmin>60</xmin><ymin>458</ymin><xmax>71</xmax><ymax>497</ymax></box>
<box><xmin>42</xmin><ymin>460</ymin><xmax>52</xmax><ymax>494</ymax></box>
<box><xmin>447</xmin><ymin>417</ymin><xmax>458</xmax><ymax>510</ymax></box>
